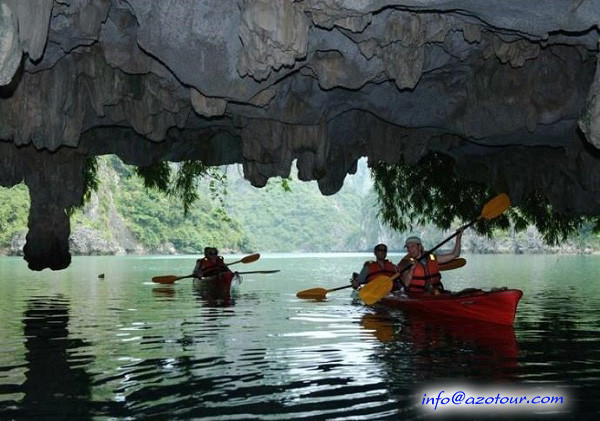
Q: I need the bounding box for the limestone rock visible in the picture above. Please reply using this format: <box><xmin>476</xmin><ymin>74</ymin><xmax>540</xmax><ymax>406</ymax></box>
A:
<box><xmin>238</xmin><ymin>0</ymin><xmax>309</xmax><ymax>81</ymax></box>
<box><xmin>0</xmin><ymin>2</ymin><xmax>20</xmax><ymax>85</ymax></box>
<box><xmin>190</xmin><ymin>88</ymin><xmax>227</xmax><ymax>117</ymax></box>
<box><xmin>1</xmin><ymin>0</ymin><xmax>600</xmax><ymax>270</ymax></box>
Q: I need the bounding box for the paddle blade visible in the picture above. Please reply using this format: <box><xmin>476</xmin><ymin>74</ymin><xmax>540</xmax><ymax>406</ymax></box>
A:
<box><xmin>439</xmin><ymin>257</ymin><xmax>466</xmax><ymax>271</ymax></box>
<box><xmin>296</xmin><ymin>288</ymin><xmax>328</xmax><ymax>299</ymax></box>
<box><xmin>361</xmin><ymin>314</ymin><xmax>394</xmax><ymax>342</ymax></box>
<box><xmin>359</xmin><ymin>274</ymin><xmax>395</xmax><ymax>305</ymax></box>
<box><xmin>152</xmin><ymin>274</ymin><xmax>194</xmax><ymax>284</ymax></box>
<box><xmin>152</xmin><ymin>275</ymin><xmax>179</xmax><ymax>284</ymax></box>
<box><xmin>241</xmin><ymin>253</ymin><xmax>260</xmax><ymax>263</ymax></box>
<box><xmin>237</xmin><ymin>270</ymin><xmax>280</xmax><ymax>274</ymax></box>
<box><xmin>480</xmin><ymin>193</ymin><xmax>511</xmax><ymax>220</ymax></box>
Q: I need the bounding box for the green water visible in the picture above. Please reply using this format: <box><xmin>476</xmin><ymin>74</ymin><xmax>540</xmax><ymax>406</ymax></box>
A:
<box><xmin>1</xmin><ymin>253</ymin><xmax>599</xmax><ymax>419</ymax></box>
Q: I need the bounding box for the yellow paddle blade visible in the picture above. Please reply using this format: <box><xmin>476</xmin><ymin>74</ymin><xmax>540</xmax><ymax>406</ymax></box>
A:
<box><xmin>439</xmin><ymin>257</ymin><xmax>466</xmax><ymax>271</ymax></box>
<box><xmin>361</xmin><ymin>314</ymin><xmax>394</xmax><ymax>342</ymax></box>
<box><xmin>296</xmin><ymin>287</ymin><xmax>328</xmax><ymax>299</ymax></box>
<box><xmin>152</xmin><ymin>275</ymin><xmax>179</xmax><ymax>284</ymax></box>
<box><xmin>359</xmin><ymin>274</ymin><xmax>395</xmax><ymax>306</ymax></box>
<box><xmin>480</xmin><ymin>193</ymin><xmax>511</xmax><ymax>220</ymax></box>
<box><xmin>241</xmin><ymin>253</ymin><xmax>260</xmax><ymax>263</ymax></box>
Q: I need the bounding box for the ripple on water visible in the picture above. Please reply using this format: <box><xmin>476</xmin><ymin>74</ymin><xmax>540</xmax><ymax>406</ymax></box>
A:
<box><xmin>3</xmin><ymin>255</ymin><xmax>600</xmax><ymax>419</ymax></box>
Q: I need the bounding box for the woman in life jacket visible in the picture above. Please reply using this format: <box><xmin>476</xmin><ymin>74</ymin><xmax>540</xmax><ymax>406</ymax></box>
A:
<box><xmin>352</xmin><ymin>243</ymin><xmax>398</xmax><ymax>289</ymax></box>
<box><xmin>193</xmin><ymin>247</ymin><xmax>232</xmax><ymax>279</ymax></box>
<box><xmin>398</xmin><ymin>231</ymin><xmax>463</xmax><ymax>295</ymax></box>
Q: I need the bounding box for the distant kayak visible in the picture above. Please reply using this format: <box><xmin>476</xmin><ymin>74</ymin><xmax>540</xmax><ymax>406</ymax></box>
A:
<box><xmin>193</xmin><ymin>271</ymin><xmax>241</xmax><ymax>296</ymax></box>
<box><xmin>378</xmin><ymin>288</ymin><xmax>523</xmax><ymax>326</ymax></box>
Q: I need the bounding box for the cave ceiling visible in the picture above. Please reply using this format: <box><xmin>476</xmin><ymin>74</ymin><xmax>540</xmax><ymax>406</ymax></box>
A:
<box><xmin>2</xmin><ymin>0</ymin><xmax>600</xmax><ymax>270</ymax></box>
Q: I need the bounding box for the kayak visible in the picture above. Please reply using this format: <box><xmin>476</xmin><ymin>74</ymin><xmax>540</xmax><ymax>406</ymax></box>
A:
<box><xmin>192</xmin><ymin>271</ymin><xmax>241</xmax><ymax>296</ymax></box>
<box><xmin>378</xmin><ymin>288</ymin><xmax>523</xmax><ymax>326</ymax></box>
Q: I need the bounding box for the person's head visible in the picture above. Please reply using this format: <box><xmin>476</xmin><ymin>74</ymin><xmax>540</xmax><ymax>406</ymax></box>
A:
<box><xmin>373</xmin><ymin>243</ymin><xmax>388</xmax><ymax>259</ymax></box>
<box><xmin>204</xmin><ymin>247</ymin><xmax>218</xmax><ymax>259</ymax></box>
<box><xmin>404</xmin><ymin>236</ymin><xmax>423</xmax><ymax>258</ymax></box>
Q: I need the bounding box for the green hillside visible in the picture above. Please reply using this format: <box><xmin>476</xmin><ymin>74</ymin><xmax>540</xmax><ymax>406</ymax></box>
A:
<box><xmin>0</xmin><ymin>156</ymin><xmax>387</xmax><ymax>255</ymax></box>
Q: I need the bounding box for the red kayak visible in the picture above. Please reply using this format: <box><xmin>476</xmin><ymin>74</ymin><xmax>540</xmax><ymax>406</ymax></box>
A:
<box><xmin>379</xmin><ymin>288</ymin><xmax>523</xmax><ymax>325</ymax></box>
<box><xmin>193</xmin><ymin>271</ymin><xmax>241</xmax><ymax>296</ymax></box>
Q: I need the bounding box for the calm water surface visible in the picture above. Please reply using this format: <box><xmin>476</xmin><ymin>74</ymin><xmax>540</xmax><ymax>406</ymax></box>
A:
<box><xmin>1</xmin><ymin>253</ymin><xmax>599</xmax><ymax>419</ymax></box>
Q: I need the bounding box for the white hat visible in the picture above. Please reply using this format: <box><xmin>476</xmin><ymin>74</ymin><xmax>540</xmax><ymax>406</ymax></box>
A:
<box><xmin>404</xmin><ymin>236</ymin><xmax>422</xmax><ymax>247</ymax></box>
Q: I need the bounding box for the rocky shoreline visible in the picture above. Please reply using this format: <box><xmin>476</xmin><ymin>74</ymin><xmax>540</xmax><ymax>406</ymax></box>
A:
<box><xmin>2</xmin><ymin>225</ymin><xmax>597</xmax><ymax>257</ymax></box>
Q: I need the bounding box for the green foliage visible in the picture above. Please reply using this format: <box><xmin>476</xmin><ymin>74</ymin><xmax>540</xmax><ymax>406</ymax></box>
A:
<box><xmin>82</xmin><ymin>156</ymin><xmax>100</xmax><ymax>205</ymax></box>
<box><xmin>371</xmin><ymin>153</ymin><xmax>510</xmax><ymax>235</ymax></box>
<box><xmin>114</xmin><ymin>159</ymin><xmax>248</xmax><ymax>252</ymax></box>
<box><xmin>135</xmin><ymin>161</ymin><xmax>171</xmax><ymax>191</ymax></box>
<box><xmin>1</xmin><ymin>153</ymin><xmax>599</xmax><ymax>254</ymax></box>
<box><xmin>0</xmin><ymin>184</ymin><xmax>29</xmax><ymax>246</ymax></box>
<box><xmin>371</xmin><ymin>152</ymin><xmax>599</xmax><ymax>245</ymax></box>
<box><xmin>135</xmin><ymin>160</ymin><xmax>228</xmax><ymax>217</ymax></box>
<box><xmin>67</xmin><ymin>156</ymin><xmax>100</xmax><ymax>216</ymax></box>
<box><xmin>506</xmin><ymin>192</ymin><xmax>593</xmax><ymax>245</ymax></box>
<box><xmin>226</xmin><ymin>173</ymin><xmax>365</xmax><ymax>252</ymax></box>
<box><xmin>280</xmin><ymin>177</ymin><xmax>292</xmax><ymax>192</ymax></box>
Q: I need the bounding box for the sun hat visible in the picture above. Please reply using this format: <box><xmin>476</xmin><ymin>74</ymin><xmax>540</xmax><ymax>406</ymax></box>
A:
<box><xmin>404</xmin><ymin>236</ymin><xmax>422</xmax><ymax>247</ymax></box>
<box><xmin>373</xmin><ymin>243</ymin><xmax>388</xmax><ymax>252</ymax></box>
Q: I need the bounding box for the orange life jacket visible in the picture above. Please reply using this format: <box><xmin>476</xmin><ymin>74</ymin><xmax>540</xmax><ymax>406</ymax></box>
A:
<box><xmin>197</xmin><ymin>256</ymin><xmax>229</xmax><ymax>277</ymax></box>
<box><xmin>364</xmin><ymin>259</ymin><xmax>397</xmax><ymax>282</ymax></box>
<box><xmin>406</xmin><ymin>254</ymin><xmax>443</xmax><ymax>293</ymax></box>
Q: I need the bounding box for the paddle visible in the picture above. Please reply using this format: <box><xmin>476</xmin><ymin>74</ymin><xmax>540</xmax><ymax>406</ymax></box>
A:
<box><xmin>151</xmin><ymin>253</ymin><xmax>261</xmax><ymax>284</ymax></box>
<box><xmin>296</xmin><ymin>284</ymin><xmax>354</xmax><ymax>299</ymax></box>
<box><xmin>226</xmin><ymin>253</ymin><xmax>260</xmax><ymax>266</ymax></box>
<box><xmin>152</xmin><ymin>269</ymin><xmax>279</xmax><ymax>285</ymax></box>
<box><xmin>152</xmin><ymin>274</ymin><xmax>195</xmax><ymax>284</ymax></box>
<box><xmin>235</xmin><ymin>270</ymin><xmax>280</xmax><ymax>274</ymax></box>
<box><xmin>295</xmin><ymin>257</ymin><xmax>467</xmax><ymax>300</ymax></box>
<box><xmin>359</xmin><ymin>193</ymin><xmax>511</xmax><ymax>305</ymax></box>
<box><xmin>438</xmin><ymin>257</ymin><xmax>466</xmax><ymax>271</ymax></box>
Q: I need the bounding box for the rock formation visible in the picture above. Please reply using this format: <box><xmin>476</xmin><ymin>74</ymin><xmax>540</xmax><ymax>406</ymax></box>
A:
<box><xmin>1</xmin><ymin>0</ymin><xmax>600</xmax><ymax>270</ymax></box>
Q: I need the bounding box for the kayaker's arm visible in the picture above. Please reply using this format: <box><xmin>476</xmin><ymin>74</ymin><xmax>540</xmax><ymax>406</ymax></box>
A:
<box><xmin>192</xmin><ymin>260</ymin><xmax>202</xmax><ymax>278</ymax></box>
<box><xmin>352</xmin><ymin>263</ymin><xmax>375</xmax><ymax>289</ymax></box>
<box><xmin>357</xmin><ymin>264</ymin><xmax>369</xmax><ymax>285</ymax></box>
<box><xmin>400</xmin><ymin>264</ymin><xmax>414</xmax><ymax>288</ymax></box>
<box><xmin>436</xmin><ymin>228</ymin><xmax>463</xmax><ymax>264</ymax></box>
<box><xmin>398</xmin><ymin>257</ymin><xmax>414</xmax><ymax>289</ymax></box>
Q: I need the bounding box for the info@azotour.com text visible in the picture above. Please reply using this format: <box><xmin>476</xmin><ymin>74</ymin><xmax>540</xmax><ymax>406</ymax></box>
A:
<box><xmin>419</xmin><ymin>385</ymin><xmax>568</xmax><ymax>414</ymax></box>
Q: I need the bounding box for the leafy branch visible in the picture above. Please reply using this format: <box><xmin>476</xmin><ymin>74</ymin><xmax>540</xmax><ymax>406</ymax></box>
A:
<box><xmin>135</xmin><ymin>160</ymin><xmax>228</xmax><ymax>216</ymax></box>
<box><xmin>371</xmin><ymin>152</ymin><xmax>599</xmax><ymax>245</ymax></box>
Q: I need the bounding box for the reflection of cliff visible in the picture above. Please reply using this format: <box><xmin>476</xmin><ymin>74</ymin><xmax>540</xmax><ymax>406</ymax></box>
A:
<box><xmin>17</xmin><ymin>296</ymin><xmax>94</xmax><ymax>419</ymax></box>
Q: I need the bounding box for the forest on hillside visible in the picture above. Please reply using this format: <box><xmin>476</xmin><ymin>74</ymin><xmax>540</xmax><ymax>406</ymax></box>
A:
<box><xmin>0</xmin><ymin>156</ymin><xmax>599</xmax><ymax>256</ymax></box>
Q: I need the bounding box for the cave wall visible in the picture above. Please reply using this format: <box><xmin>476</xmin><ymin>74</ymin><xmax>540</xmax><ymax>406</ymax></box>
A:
<box><xmin>1</xmin><ymin>0</ymin><xmax>600</xmax><ymax>270</ymax></box>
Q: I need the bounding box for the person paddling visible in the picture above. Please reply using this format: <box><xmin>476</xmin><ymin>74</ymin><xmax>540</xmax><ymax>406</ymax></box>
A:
<box><xmin>398</xmin><ymin>231</ymin><xmax>463</xmax><ymax>295</ymax></box>
<box><xmin>352</xmin><ymin>244</ymin><xmax>398</xmax><ymax>289</ymax></box>
<box><xmin>193</xmin><ymin>247</ymin><xmax>232</xmax><ymax>279</ymax></box>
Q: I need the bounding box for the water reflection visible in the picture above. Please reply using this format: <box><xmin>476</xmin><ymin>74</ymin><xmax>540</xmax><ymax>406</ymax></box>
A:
<box><xmin>14</xmin><ymin>296</ymin><xmax>93</xmax><ymax>419</ymax></box>
<box><xmin>363</xmin><ymin>310</ymin><xmax>519</xmax><ymax>381</ymax></box>
<box><xmin>98</xmin><ymin>353</ymin><xmax>342</xmax><ymax>418</ymax></box>
<box><xmin>192</xmin><ymin>285</ymin><xmax>237</xmax><ymax>307</ymax></box>
<box><xmin>2</xmin><ymin>255</ymin><xmax>600</xmax><ymax>419</ymax></box>
<box><xmin>151</xmin><ymin>285</ymin><xmax>176</xmax><ymax>300</ymax></box>
<box><xmin>518</xmin><ymin>289</ymin><xmax>600</xmax><ymax>382</ymax></box>
<box><xmin>360</xmin><ymin>313</ymin><xmax>395</xmax><ymax>342</ymax></box>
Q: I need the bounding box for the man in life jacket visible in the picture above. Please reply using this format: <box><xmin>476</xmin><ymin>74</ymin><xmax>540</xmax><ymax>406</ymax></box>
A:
<box><xmin>193</xmin><ymin>247</ymin><xmax>232</xmax><ymax>278</ymax></box>
<box><xmin>398</xmin><ymin>231</ymin><xmax>463</xmax><ymax>295</ymax></box>
<box><xmin>352</xmin><ymin>243</ymin><xmax>398</xmax><ymax>289</ymax></box>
